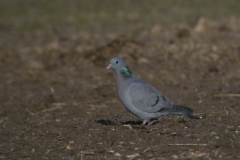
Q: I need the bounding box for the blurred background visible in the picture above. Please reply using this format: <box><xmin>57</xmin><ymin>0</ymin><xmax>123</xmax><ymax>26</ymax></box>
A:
<box><xmin>1</xmin><ymin>0</ymin><xmax>240</xmax><ymax>159</ymax></box>
<box><xmin>1</xmin><ymin>0</ymin><xmax>240</xmax><ymax>31</ymax></box>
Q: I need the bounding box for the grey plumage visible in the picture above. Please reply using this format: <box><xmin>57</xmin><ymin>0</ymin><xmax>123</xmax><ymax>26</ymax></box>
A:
<box><xmin>107</xmin><ymin>57</ymin><xmax>200</xmax><ymax>125</ymax></box>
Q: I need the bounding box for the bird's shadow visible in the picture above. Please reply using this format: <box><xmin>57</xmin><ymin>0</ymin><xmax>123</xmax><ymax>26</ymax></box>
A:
<box><xmin>120</xmin><ymin>120</ymin><xmax>143</xmax><ymax>125</ymax></box>
<box><xmin>96</xmin><ymin>119</ymin><xmax>117</xmax><ymax>125</ymax></box>
<box><xmin>96</xmin><ymin>119</ymin><xmax>143</xmax><ymax>125</ymax></box>
<box><xmin>96</xmin><ymin>119</ymin><xmax>159</xmax><ymax>125</ymax></box>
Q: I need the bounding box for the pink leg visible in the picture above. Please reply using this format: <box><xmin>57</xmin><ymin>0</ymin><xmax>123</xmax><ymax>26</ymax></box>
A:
<box><xmin>148</xmin><ymin>121</ymin><xmax>153</xmax><ymax>125</ymax></box>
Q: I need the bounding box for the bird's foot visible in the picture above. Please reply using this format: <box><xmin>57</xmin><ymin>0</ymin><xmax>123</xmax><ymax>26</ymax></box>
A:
<box><xmin>143</xmin><ymin>120</ymin><xmax>154</xmax><ymax>125</ymax></box>
<box><xmin>142</xmin><ymin>120</ymin><xmax>148</xmax><ymax>125</ymax></box>
<box><xmin>148</xmin><ymin>121</ymin><xmax>153</xmax><ymax>125</ymax></box>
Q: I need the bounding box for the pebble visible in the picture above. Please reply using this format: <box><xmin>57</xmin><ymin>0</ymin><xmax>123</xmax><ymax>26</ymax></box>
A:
<box><xmin>114</xmin><ymin>152</ymin><xmax>121</xmax><ymax>157</ymax></box>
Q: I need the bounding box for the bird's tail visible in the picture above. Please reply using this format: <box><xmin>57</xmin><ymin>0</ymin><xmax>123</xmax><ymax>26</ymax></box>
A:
<box><xmin>172</xmin><ymin>105</ymin><xmax>200</xmax><ymax>119</ymax></box>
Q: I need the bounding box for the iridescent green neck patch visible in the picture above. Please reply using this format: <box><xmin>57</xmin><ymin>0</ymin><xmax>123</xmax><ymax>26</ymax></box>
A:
<box><xmin>121</xmin><ymin>66</ymin><xmax>132</xmax><ymax>77</ymax></box>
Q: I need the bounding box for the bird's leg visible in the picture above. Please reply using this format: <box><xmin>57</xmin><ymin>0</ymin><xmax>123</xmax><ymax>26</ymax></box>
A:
<box><xmin>143</xmin><ymin>120</ymin><xmax>154</xmax><ymax>125</ymax></box>
<box><xmin>142</xmin><ymin>120</ymin><xmax>148</xmax><ymax>125</ymax></box>
<box><xmin>148</xmin><ymin>121</ymin><xmax>153</xmax><ymax>125</ymax></box>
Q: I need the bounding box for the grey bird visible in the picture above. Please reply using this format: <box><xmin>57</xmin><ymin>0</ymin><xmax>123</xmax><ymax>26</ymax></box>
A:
<box><xmin>107</xmin><ymin>57</ymin><xmax>200</xmax><ymax>125</ymax></box>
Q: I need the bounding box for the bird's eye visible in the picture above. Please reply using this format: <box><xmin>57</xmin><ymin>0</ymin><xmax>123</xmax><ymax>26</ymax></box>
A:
<box><xmin>116</xmin><ymin>61</ymin><xmax>118</xmax><ymax>64</ymax></box>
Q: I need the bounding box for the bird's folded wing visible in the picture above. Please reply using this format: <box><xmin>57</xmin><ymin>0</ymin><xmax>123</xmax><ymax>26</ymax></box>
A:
<box><xmin>129</xmin><ymin>82</ymin><xmax>173</xmax><ymax>113</ymax></box>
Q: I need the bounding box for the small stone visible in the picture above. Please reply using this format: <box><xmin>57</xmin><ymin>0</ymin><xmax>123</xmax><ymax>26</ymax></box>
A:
<box><xmin>172</xmin><ymin>155</ymin><xmax>178</xmax><ymax>159</ymax></box>
<box><xmin>55</xmin><ymin>118</ymin><xmax>61</xmax><ymax>122</ymax></box>
<box><xmin>114</xmin><ymin>152</ymin><xmax>121</xmax><ymax>157</ymax></box>
<box><xmin>126</xmin><ymin>153</ymin><xmax>140</xmax><ymax>159</ymax></box>
<box><xmin>109</xmin><ymin>150</ymin><xmax>115</xmax><ymax>153</ymax></box>
<box><xmin>194</xmin><ymin>17</ymin><xmax>209</xmax><ymax>33</ymax></box>
<box><xmin>170</xmin><ymin>132</ymin><xmax>177</xmax><ymax>136</ymax></box>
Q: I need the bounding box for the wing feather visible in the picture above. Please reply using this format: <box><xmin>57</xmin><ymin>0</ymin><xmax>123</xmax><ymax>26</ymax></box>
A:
<box><xmin>129</xmin><ymin>81</ymin><xmax>173</xmax><ymax>113</ymax></box>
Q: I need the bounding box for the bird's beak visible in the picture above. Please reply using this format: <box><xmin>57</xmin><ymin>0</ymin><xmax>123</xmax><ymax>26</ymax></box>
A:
<box><xmin>107</xmin><ymin>64</ymin><xmax>112</xmax><ymax>69</ymax></box>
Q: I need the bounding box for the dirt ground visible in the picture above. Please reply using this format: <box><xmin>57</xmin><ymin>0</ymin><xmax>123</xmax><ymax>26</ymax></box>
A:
<box><xmin>1</xmin><ymin>1</ymin><xmax>240</xmax><ymax>159</ymax></box>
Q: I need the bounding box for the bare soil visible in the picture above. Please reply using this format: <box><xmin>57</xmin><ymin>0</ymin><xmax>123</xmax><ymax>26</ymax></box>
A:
<box><xmin>0</xmin><ymin>1</ymin><xmax>240</xmax><ymax>159</ymax></box>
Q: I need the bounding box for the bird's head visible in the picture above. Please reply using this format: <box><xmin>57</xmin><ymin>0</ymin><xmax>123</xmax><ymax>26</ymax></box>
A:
<box><xmin>107</xmin><ymin>57</ymin><xmax>132</xmax><ymax>77</ymax></box>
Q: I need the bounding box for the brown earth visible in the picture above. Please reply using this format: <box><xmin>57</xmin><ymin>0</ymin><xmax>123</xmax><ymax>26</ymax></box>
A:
<box><xmin>1</xmin><ymin>1</ymin><xmax>240</xmax><ymax>159</ymax></box>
